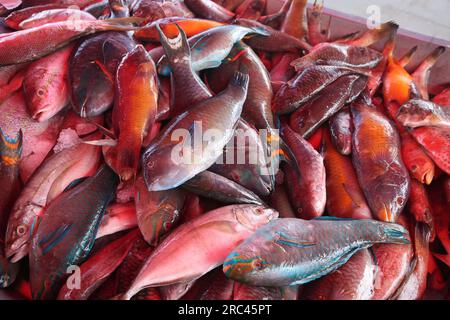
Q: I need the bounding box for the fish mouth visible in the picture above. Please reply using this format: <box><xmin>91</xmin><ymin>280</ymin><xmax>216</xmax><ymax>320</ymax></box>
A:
<box><xmin>6</xmin><ymin>243</ymin><xmax>28</xmax><ymax>263</ymax></box>
<box><xmin>382</xmin><ymin>223</ymin><xmax>411</xmax><ymax>245</ymax></box>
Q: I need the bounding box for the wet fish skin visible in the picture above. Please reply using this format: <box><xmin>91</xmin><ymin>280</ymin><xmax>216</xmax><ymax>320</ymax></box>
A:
<box><xmin>397</xmin><ymin>99</ymin><xmax>450</xmax><ymax>129</ymax></box>
<box><xmin>134</xmin><ymin>177</ymin><xmax>185</xmax><ymax>246</ymax></box>
<box><xmin>142</xmin><ymin>71</ymin><xmax>249</xmax><ymax>191</ymax></box>
<box><xmin>57</xmin><ymin>229</ymin><xmax>139</xmax><ymax>300</ymax></box>
<box><xmin>70</xmin><ymin>31</ymin><xmax>136</xmax><ymax>118</ymax></box>
<box><xmin>351</xmin><ymin>101</ymin><xmax>410</xmax><ymax>222</ymax></box>
<box><xmin>96</xmin><ymin>202</ymin><xmax>137</xmax><ymax>239</ymax></box>
<box><xmin>23</xmin><ymin>45</ymin><xmax>73</xmax><ymax>122</ymax></box>
<box><xmin>273</xmin><ymin>65</ymin><xmax>362</xmax><ymax>115</ymax></box>
<box><xmin>282</xmin><ymin>123</ymin><xmax>326</xmax><ymax>219</ymax></box>
<box><xmin>105</xmin><ymin>44</ymin><xmax>158</xmax><ymax>182</ymax></box>
<box><xmin>5</xmin><ymin>134</ymin><xmax>101</xmax><ymax>263</ymax></box>
<box><xmin>301</xmin><ymin>249</ymin><xmax>376</xmax><ymax>300</ymax></box>
<box><xmin>223</xmin><ymin>217</ymin><xmax>410</xmax><ymax>287</ymax></box>
<box><xmin>289</xmin><ymin>75</ymin><xmax>362</xmax><ymax>139</ymax></box>
<box><xmin>322</xmin><ymin>130</ymin><xmax>372</xmax><ymax>220</ymax></box>
<box><xmin>18</xmin><ymin>8</ymin><xmax>96</xmax><ymax>29</ymax></box>
<box><xmin>183</xmin><ymin>0</ymin><xmax>234</xmax><ymax>22</ymax></box>
<box><xmin>123</xmin><ymin>204</ymin><xmax>278</xmax><ymax>299</ymax></box>
<box><xmin>0</xmin><ymin>18</ymin><xmax>139</xmax><ymax>66</ymax></box>
<box><xmin>29</xmin><ymin>165</ymin><xmax>119</xmax><ymax>300</ymax></box>
<box><xmin>183</xmin><ymin>170</ymin><xmax>264</xmax><ymax>205</ymax></box>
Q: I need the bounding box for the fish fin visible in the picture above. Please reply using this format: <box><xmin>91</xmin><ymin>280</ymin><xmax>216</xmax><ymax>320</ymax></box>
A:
<box><xmin>398</xmin><ymin>46</ymin><xmax>418</xmax><ymax>68</ymax></box>
<box><xmin>0</xmin><ymin>128</ymin><xmax>23</xmax><ymax>166</ymax></box>
<box><xmin>156</xmin><ymin>22</ymin><xmax>191</xmax><ymax>61</ymax></box>
<box><xmin>412</xmin><ymin>46</ymin><xmax>446</xmax><ymax>100</ymax></box>
<box><xmin>228</xmin><ymin>71</ymin><xmax>250</xmax><ymax>90</ymax></box>
<box><xmin>347</xmin><ymin>21</ymin><xmax>399</xmax><ymax>47</ymax></box>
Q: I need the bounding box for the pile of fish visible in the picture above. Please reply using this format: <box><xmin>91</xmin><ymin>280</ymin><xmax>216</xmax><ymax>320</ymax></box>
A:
<box><xmin>0</xmin><ymin>0</ymin><xmax>449</xmax><ymax>300</ymax></box>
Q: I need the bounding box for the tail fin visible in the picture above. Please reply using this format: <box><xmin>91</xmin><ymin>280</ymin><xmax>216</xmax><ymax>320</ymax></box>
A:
<box><xmin>412</xmin><ymin>46</ymin><xmax>446</xmax><ymax>100</ymax></box>
<box><xmin>348</xmin><ymin>21</ymin><xmax>399</xmax><ymax>47</ymax></box>
<box><xmin>0</xmin><ymin>128</ymin><xmax>23</xmax><ymax>166</ymax></box>
<box><xmin>156</xmin><ymin>23</ymin><xmax>191</xmax><ymax>62</ymax></box>
<box><xmin>398</xmin><ymin>46</ymin><xmax>418</xmax><ymax>68</ymax></box>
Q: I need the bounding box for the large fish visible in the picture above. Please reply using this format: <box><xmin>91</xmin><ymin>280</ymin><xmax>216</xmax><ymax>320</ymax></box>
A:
<box><xmin>223</xmin><ymin>217</ymin><xmax>410</xmax><ymax>286</ymax></box>
<box><xmin>0</xmin><ymin>92</ymin><xmax>63</xmax><ymax>182</ymax></box>
<box><xmin>23</xmin><ymin>44</ymin><xmax>73</xmax><ymax>122</ymax></box>
<box><xmin>122</xmin><ymin>204</ymin><xmax>278</xmax><ymax>299</ymax></box>
<box><xmin>70</xmin><ymin>31</ymin><xmax>136</xmax><ymax>117</ymax></box>
<box><xmin>29</xmin><ymin>165</ymin><xmax>119</xmax><ymax>300</ymax></box>
<box><xmin>105</xmin><ymin>45</ymin><xmax>158</xmax><ymax>181</ymax></box>
<box><xmin>5</xmin><ymin>133</ymin><xmax>101</xmax><ymax>262</ymax></box>
<box><xmin>397</xmin><ymin>99</ymin><xmax>450</xmax><ymax>129</ymax></box>
<box><xmin>282</xmin><ymin>123</ymin><xmax>326</xmax><ymax>219</ymax></box>
<box><xmin>18</xmin><ymin>8</ymin><xmax>96</xmax><ymax>29</ymax></box>
<box><xmin>351</xmin><ymin>100</ymin><xmax>410</xmax><ymax>222</ymax></box>
<box><xmin>134</xmin><ymin>177</ymin><xmax>185</xmax><ymax>246</ymax></box>
<box><xmin>142</xmin><ymin>71</ymin><xmax>249</xmax><ymax>191</ymax></box>
<box><xmin>0</xmin><ymin>17</ymin><xmax>140</xmax><ymax>66</ymax></box>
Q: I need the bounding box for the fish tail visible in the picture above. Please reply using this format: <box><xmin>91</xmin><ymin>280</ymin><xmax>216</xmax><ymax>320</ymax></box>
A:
<box><xmin>350</xmin><ymin>21</ymin><xmax>399</xmax><ymax>47</ymax></box>
<box><xmin>228</xmin><ymin>71</ymin><xmax>250</xmax><ymax>90</ymax></box>
<box><xmin>412</xmin><ymin>46</ymin><xmax>446</xmax><ymax>100</ymax></box>
<box><xmin>0</xmin><ymin>128</ymin><xmax>23</xmax><ymax>166</ymax></box>
<box><xmin>398</xmin><ymin>46</ymin><xmax>418</xmax><ymax>68</ymax></box>
<box><xmin>156</xmin><ymin>23</ymin><xmax>191</xmax><ymax>61</ymax></box>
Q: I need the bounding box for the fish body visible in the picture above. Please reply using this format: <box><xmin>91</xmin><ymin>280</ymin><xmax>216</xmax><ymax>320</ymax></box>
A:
<box><xmin>4</xmin><ymin>4</ymin><xmax>70</xmax><ymax>30</ymax></box>
<box><xmin>123</xmin><ymin>204</ymin><xmax>278</xmax><ymax>299</ymax></box>
<box><xmin>329</xmin><ymin>107</ymin><xmax>352</xmax><ymax>155</ymax></box>
<box><xmin>183</xmin><ymin>0</ymin><xmax>234</xmax><ymax>22</ymax></box>
<box><xmin>281</xmin><ymin>0</ymin><xmax>307</xmax><ymax>39</ymax></box>
<box><xmin>134</xmin><ymin>177</ymin><xmax>185</xmax><ymax>246</ymax></box>
<box><xmin>223</xmin><ymin>217</ymin><xmax>410</xmax><ymax>287</ymax></box>
<box><xmin>23</xmin><ymin>44</ymin><xmax>73</xmax><ymax>122</ymax></box>
<box><xmin>18</xmin><ymin>8</ymin><xmax>96</xmax><ymax>29</ymax></box>
<box><xmin>282</xmin><ymin>124</ymin><xmax>326</xmax><ymax>219</ymax></box>
<box><xmin>29</xmin><ymin>165</ymin><xmax>119</xmax><ymax>300</ymax></box>
<box><xmin>96</xmin><ymin>202</ymin><xmax>137</xmax><ymax>239</ymax></box>
<box><xmin>106</xmin><ymin>45</ymin><xmax>158</xmax><ymax>181</ymax></box>
<box><xmin>5</xmin><ymin>135</ymin><xmax>101</xmax><ymax>262</ymax></box>
<box><xmin>351</xmin><ymin>101</ymin><xmax>410</xmax><ymax>222</ymax></box>
<box><xmin>142</xmin><ymin>72</ymin><xmax>249</xmax><ymax>191</ymax></box>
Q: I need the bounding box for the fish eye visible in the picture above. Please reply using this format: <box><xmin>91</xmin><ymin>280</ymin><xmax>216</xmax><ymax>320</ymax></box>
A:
<box><xmin>252</xmin><ymin>259</ymin><xmax>265</xmax><ymax>270</ymax></box>
<box><xmin>37</xmin><ymin>89</ymin><xmax>45</xmax><ymax>97</ymax></box>
<box><xmin>255</xmin><ymin>208</ymin><xmax>264</xmax><ymax>215</ymax></box>
<box><xmin>16</xmin><ymin>225</ymin><xmax>27</xmax><ymax>236</ymax></box>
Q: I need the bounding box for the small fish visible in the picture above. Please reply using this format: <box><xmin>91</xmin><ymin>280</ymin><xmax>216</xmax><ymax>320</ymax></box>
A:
<box><xmin>223</xmin><ymin>217</ymin><xmax>410</xmax><ymax>287</ymax></box>
<box><xmin>397</xmin><ymin>99</ymin><xmax>450</xmax><ymax>129</ymax></box>
<box><xmin>23</xmin><ymin>45</ymin><xmax>73</xmax><ymax>122</ymax></box>
<box><xmin>142</xmin><ymin>71</ymin><xmax>249</xmax><ymax>191</ymax></box>
<box><xmin>291</xmin><ymin>43</ymin><xmax>383</xmax><ymax>72</ymax></box>
<box><xmin>322</xmin><ymin>130</ymin><xmax>372</xmax><ymax>220</ymax></box>
<box><xmin>29</xmin><ymin>165</ymin><xmax>119</xmax><ymax>300</ymax></box>
<box><xmin>105</xmin><ymin>44</ymin><xmax>158</xmax><ymax>181</ymax></box>
<box><xmin>351</xmin><ymin>100</ymin><xmax>410</xmax><ymax>222</ymax></box>
<box><xmin>57</xmin><ymin>229</ymin><xmax>139</xmax><ymax>300</ymax></box>
<box><xmin>134</xmin><ymin>17</ymin><xmax>223</xmax><ymax>42</ymax></box>
<box><xmin>134</xmin><ymin>177</ymin><xmax>185</xmax><ymax>246</ymax></box>
<box><xmin>301</xmin><ymin>249</ymin><xmax>376</xmax><ymax>300</ymax></box>
<box><xmin>5</xmin><ymin>133</ymin><xmax>101</xmax><ymax>262</ymax></box>
<box><xmin>0</xmin><ymin>17</ymin><xmax>141</xmax><ymax>66</ymax></box>
<box><xmin>282</xmin><ymin>123</ymin><xmax>326</xmax><ymax>219</ymax></box>
<box><xmin>306</xmin><ymin>0</ymin><xmax>330</xmax><ymax>46</ymax></box>
<box><xmin>183</xmin><ymin>170</ymin><xmax>264</xmax><ymax>205</ymax></box>
<box><xmin>122</xmin><ymin>204</ymin><xmax>277</xmax><ymax>299</ymax></box>
<box><xmin>183</xmin><ymin>0</ymin><xmax>235</xmax><ymax>22</ymax></box>
<box><xmin>70</xmin><ymin>31</ymin><xmax>136</xmax><ymax>117</ymax></box>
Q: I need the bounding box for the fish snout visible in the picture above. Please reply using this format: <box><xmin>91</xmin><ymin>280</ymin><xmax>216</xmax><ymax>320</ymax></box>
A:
<box><xmin>379</xmin><ymin>222</ymin><xmax>411</xmax><ymax>245</ymax></box>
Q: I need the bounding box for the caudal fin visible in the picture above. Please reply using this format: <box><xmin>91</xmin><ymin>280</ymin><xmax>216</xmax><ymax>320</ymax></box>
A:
<box><xmin>156</xmin><ymin>23</ymin><xmax>191</xmax><ymax>61</ymax></box>
<box><xmin>412</xmin><ymin>46</ymin><xmax>446</xmax><ymax>100</ymax></box>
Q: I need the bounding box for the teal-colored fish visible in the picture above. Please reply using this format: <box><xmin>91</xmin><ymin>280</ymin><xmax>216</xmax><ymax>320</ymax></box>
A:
<box><xmin>223</xmin><ymin>217</ymin><xmax>410</xmax><ymax>286</ymax></box>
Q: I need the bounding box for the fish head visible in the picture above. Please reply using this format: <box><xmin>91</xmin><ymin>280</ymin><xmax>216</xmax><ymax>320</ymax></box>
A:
<box><xmin>232</xmin><ymin>205</ymin><xmax>278</xmax><ymax>231</ymax></box>
<box><xmin>397</xmin><ymin>100</ymin><xmax>435</xmax><ymax>128</ymax></box>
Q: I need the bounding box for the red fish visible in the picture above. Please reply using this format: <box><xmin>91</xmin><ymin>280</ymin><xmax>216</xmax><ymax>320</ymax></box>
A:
<box><xmin>4</xmin><ymin>4</ymin><xmax>71</xmax><ymax>30</ymax></box>
<box><xmin>18</xmin><ymin>8</ymin><xmax>96</xmax><ymax>29</ymax></box>
<box><xmin>96</xmin><ymin>202</ymin><xmax>137</xmax><ymax>239</ymax></box>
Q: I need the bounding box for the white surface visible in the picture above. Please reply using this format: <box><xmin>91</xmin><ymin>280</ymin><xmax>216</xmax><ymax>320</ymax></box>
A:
<box><xmin>311</xmin><ymin>0</ymin><xmax>450</xmax><ymax>42</ymax></box>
